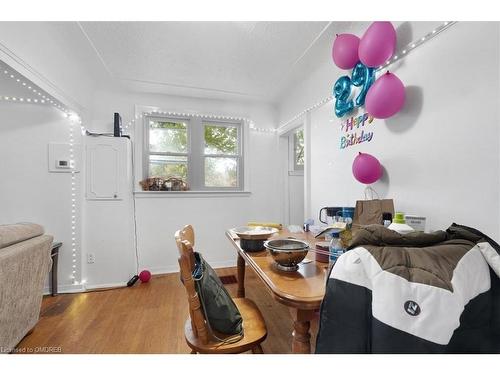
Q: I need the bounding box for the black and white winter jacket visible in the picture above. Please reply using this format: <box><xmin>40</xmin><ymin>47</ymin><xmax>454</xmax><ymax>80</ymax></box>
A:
<box><xmin>316</xmin><ymin>223</ymin><xmax>500</xmax><ymax>353</ymax></box>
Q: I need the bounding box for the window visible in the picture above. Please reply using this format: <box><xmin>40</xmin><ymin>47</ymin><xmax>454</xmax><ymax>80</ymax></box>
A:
<box><xmin>289</xmin><ymin>128</ymin><xmax>304</xmax><ymax>174</ymax></box>
<box><xmin>294</xmin><ymin>128</ymin><xmax>304</xmax><ymax>170</ymax></box>
<box><xmin>148</xmin><ymin>119</ymin><xmax>189</xmax><ymax>180</ymax></box>
<box><xmin>204</xmin><ymin>122</ymin><xmax>240</xmax><ymax>188</ymax></box>
<box><xmin>144</xmin><ymin>114</ymin><xmax>244</xmax><ymax>191</ymax></box>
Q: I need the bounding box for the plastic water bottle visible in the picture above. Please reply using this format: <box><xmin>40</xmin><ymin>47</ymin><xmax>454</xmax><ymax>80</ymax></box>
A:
<box><xmin>329</xmin><ymin>231</ymin><xmax>344</xmax><ymax>264</ymax></box>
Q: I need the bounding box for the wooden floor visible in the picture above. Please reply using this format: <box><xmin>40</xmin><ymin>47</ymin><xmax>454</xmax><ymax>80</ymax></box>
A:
<box><xmin>16</xmin><ymin>267</ymin><xmax>318</xmax><ymax>354</ymax></box>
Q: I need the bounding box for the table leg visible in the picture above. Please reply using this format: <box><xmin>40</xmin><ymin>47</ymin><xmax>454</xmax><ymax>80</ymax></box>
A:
<box><xmin>290</xmin><ymin>308</ymin><xmax>314</xmax><ymax>354</ymax></box>
<box><xmin>237</xmin><ymin>253</ymin><xmax>245</xmax><ymax>298</ymax></box>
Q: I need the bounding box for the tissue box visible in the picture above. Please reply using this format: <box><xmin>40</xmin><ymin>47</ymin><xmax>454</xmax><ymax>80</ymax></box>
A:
<box><xmin>405</xmin><ymin>215</ymin><xmax>426</xmax><ymax>232</ymax></box>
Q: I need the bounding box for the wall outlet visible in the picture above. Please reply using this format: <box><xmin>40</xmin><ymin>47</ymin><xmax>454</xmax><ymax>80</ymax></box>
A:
<box><xmin>87</xmin><ymin>253</ymin><xmax>96</xmax><ymax>264</ymax></box>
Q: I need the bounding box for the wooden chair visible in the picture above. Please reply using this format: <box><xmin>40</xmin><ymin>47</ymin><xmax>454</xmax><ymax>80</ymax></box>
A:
<box><xmin>179</xmin><ymin>224</ymin><xmax>195</xmax><ymax>248</ymax></box>
<box><xmin>175</xmin><ymin>225</ymin><xmax>267</xmax><ymax>354</ymax></box>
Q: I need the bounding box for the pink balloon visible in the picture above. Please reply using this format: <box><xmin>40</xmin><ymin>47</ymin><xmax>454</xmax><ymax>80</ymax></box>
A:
<box><xmin>332</xmin><ymin>33</ymin><xmax>360</xmax><ymax>70</ymax></box>
<box><xmin>365</xmin><ymin>72</ymin><xmax>405</xmax><ymax>119</ymax></box>
<box><xmin>352</xmin><ymin>152</ymin><xmax>382</xmax><ymax>184</ymax></box>
<box><xmin>359</xmin><ymin>22</ymin><xmax>396</xmax><ymax>67</ymax></box>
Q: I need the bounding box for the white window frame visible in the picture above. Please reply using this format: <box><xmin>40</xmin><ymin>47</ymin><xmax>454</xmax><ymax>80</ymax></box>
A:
<box><xmin>144</xmin><ymin>114</ymin><xmax>191</xmax><ymax>185</ymax></box>
<box><xmin>139</xmin><ymin>109</ymin><xmax>245</xmax><ymax>192</ymax></box>
<box><xmin>201</xmin><ymin>119</ymin><xmax>244</xmax><ymax>191</ymax></box>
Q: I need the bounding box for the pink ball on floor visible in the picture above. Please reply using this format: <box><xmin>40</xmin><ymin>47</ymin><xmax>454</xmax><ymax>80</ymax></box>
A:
<box><xmin>139</xmin><ymin>270</ymin><xmax>151</xmax><ymax>283</ymax></box>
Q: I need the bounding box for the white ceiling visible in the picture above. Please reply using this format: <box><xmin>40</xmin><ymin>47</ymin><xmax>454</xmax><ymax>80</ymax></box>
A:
<box><xmin>78</xmin><ymin>21</ymin><xmax>338</xmax><ymax>103</ymax></box>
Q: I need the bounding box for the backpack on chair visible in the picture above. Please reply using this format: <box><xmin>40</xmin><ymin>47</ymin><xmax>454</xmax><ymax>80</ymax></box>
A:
<box><xmin>192</xmin><ymin>252</ymin><xmax>244</xmax><ymax>343</ymax></box>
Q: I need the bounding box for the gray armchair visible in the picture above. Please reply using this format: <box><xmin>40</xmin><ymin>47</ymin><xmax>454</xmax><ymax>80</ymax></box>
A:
<box><xmin>0</xmin><ymin>223</ymin><xmax>52</xmax><ymax>353</ymax></box>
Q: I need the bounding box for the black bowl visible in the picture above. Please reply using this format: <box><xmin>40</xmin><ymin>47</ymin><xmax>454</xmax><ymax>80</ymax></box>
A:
<box><xmin>240</xmin><ymin>238</ymin><xmax>266</xmax><ymax>252</ymax></box>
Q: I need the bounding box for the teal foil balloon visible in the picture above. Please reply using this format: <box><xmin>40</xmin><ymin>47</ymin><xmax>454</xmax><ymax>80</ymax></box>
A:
<box><xmin>334</xmin><ymin>75</ymin><xmax>354</xmax><ymax>118</ymax></box>
<box><xmin>351</xmin><ymin>62</ymin><xmax>375</xmax><ymax>107</ymax></box>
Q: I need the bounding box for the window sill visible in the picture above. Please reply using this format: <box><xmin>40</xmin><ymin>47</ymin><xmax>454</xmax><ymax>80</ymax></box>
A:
<box><xmin>134</xmin><ymin>191</ymin><xmax>252</xmax><ymax>198</ymax></box>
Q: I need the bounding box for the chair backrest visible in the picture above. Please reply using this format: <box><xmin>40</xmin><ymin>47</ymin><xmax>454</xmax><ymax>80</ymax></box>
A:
<box><xmin>175</xmin><ymin>228</ymin><xmax>209</xmax><ymax>344</ymax></box>
<box><xmin>179</xmin><ymin>224</ymin><xmax>195</xmax><ymax>247</ymax></box>
<box><xmin>176</xmin><ymin>225</ymin><xmax>196</xmax><ymax>272</ymax></box>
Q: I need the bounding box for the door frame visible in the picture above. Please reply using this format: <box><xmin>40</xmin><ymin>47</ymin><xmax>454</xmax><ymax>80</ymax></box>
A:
<box><xmin>278</xmin><ymin>119</ymin><xmax>306</xmax><ymax>226</ymax></box>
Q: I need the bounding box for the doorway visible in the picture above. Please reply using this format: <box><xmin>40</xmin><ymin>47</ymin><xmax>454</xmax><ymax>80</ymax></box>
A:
<box><xmin>280</xmin><ymin>127</ymin><xmax>305</xmax><ymax>226</ymax></box>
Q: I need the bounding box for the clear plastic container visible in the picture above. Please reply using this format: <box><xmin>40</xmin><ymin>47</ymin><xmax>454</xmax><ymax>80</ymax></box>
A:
<box><xmin>329</xmin><ymin>232</ymin><xmax>344</xmax><ymax>264</ymax></box>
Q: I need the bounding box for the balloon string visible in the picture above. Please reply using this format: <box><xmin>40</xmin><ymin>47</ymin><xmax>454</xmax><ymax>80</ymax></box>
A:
<box><xmin>364</xmin><ymin>186</ymin><xmax>379</xmax><ymax>200</ymax></box>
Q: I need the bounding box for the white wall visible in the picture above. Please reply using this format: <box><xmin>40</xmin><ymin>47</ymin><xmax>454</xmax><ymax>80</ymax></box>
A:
<box><xmin>0</xmin><ymin>22</ymin><xmax>101</xmax><ymax>292</ymax></box>
<box><xmin>82</xmin><ymin>89</ymin><xmax>281</xmax><ymax>285</ymax></box>
<box><xmin>288</xmin><ymin>174</ymin><xmax>304</xmax><ymax>225</ymax></box>
<box><xmin>0</xmin><ymin>99</ymin><xmax>83</xmax><ymax>292</ymax></box>
<box><xmin>277</xmin><ymin>22</ymin><xmax>500</xmax><ymax>240</ymax></box>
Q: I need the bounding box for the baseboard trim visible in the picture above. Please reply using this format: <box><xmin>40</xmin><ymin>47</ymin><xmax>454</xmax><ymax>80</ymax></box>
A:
<box><xmin>44</xmin><ymin>260</ymin><xmax>239</xmax><ymax>294</ymax></box>
<box><xmin>147</xmin><ymin>265</ymin><xmax>178</xmax><ymax>275</ymax></box>
<box><xmin>83</xmin><ymin>282</ymin><xmax>128</xmax><ymax>291</ymax></box>
<box><xmin>210</xmin><ymin>259</ymin><xmax>238</xmax><ymax>269</ymax></box>
<box><xmin>147</xmin><ymin>259</ymin><xmax>237</xmax><ymax>277</ymax></box>
<box><xmin>43</xmin><ymin>284</ymin><xmax>85</xmax><ymax>296</ymax></box>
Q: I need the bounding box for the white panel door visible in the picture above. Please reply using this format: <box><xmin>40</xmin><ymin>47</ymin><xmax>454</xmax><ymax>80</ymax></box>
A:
<box><xmin>86</xmin><ymin>141</ymin><xmax>122</xmax><ymax>200</ymax></box>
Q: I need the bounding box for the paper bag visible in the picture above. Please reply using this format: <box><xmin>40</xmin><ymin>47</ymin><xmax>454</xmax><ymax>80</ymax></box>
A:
<box><xmin>353</xmin><ymin>199</ymin><xmax>394</xmax><ymax>226</ymax></box>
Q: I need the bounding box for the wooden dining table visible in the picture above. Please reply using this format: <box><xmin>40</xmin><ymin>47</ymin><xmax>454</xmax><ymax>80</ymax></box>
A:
<box><xmin>225</xmin><ymin>228</ymin><xmax>329</xmax><ymax>354</ymax></box>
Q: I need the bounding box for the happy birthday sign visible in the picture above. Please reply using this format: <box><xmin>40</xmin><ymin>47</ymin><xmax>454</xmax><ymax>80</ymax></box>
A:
<box><xmin>340</xmin><ymin>112</ymin><xmax>375</xmax><ymax>150</ymax></box>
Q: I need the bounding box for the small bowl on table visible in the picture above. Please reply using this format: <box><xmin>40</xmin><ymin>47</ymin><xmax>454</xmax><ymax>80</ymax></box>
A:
<box><xmin>264</xmin><ymin>238</ymin><xmax>310</xmax><ymax>272</ymax></box>
<box><xmin>231</xmin><ymin>226</ymin><xmax>279</xmax><ymax>252</ymax></box>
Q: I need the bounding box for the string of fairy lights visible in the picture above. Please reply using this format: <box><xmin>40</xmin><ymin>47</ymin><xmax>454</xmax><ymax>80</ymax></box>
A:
<box><xmin>1</xmin><ymin>67</ymin><xmax>73</xmax><ymax>112</ymax></box>
<box><xmin>119</xmin><ymin>110</ymin><xmax>276</xmax><ymax>134</ymax></box>
<box><xmin>68</xmin><ymin>115</ymin><xmax>77</xmax><ymax>284</ymax></box>
<box><xmin>277</xmin><ymin>21</ymin><xmax>457</xmax><ymax>131</ymax></box>
<box><xmin>64</xmin><ymin>112</ymin><xmax>83</xmax><ymax>285</ymax></box>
